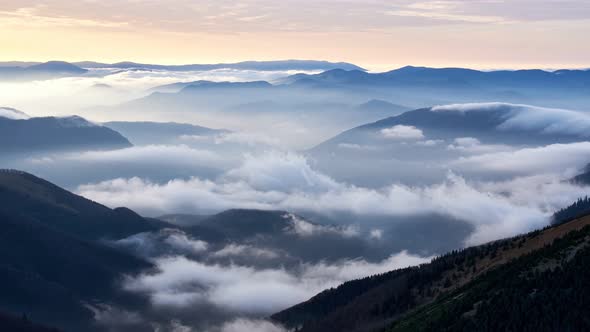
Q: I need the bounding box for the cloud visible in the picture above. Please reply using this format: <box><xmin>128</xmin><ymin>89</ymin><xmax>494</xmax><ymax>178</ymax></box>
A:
<box><xmin>447</xmin><ymin>137</ymin><xmax>513</xmax><ymax>154</ymax></box>
<box><xmin>451</xmin><ymin>142</ymin><xmax>590</xmax><ymax>175</ymax></box>
<box><xmin>112</xmin><ymin>229</ymin><xmax>209</xmax><ymax>258</ymax></box>
<box><xmin>415</xmin><ymin>139</ymin><xmax>444</xmax><ymax>147</ymax></box>
<box><xmin>0</xmin><ymin>107</ymin><xmax>29</xmax><ymax>119</ymax></box>
<box><xmin>212</xmin><ymin>319</ymin><xmax>286</xmax><ymax>332</ymax></box>
<box><xmin>213</xmin><ymin>132</ymin><xmax>282</xmax><ymax>147</ymax></box>
<box><xmin>433</xmin><ymin>103</ymin><xmax>590</xmax><ymax>137</ymax></box>
<box><xmin>78</xmin><ymin>151</ymin><xmax>590</xmax><ymax>246</ymax></box>
<box><xmin>380</xmin><ymin>125</ymin><xmax>425</xmax><ymax>140</ymax></box>
<box><xmin>337</xmin><ymin>143</ymin><xmax>380</xmax><ymax>151</ymax></box>
<box><xmin>212</xmin><ymin>244</ymin><xmax>279</xmax><ymax>260</ymax></box>
<box><xmin>0</xmin><ymin>67</ymin><xmax>318</xmax><ymax>117</ymax></box>
<box><xmin>86</xmin><ymin>304</ymin><xmax>142</xmax><ymax>328</ymax></box>
<box><xmin>283</xmin><ymin>213</ymin><xmax>360</xmax><ymax>238</ymax></box>
<box><xmin>223</xmin><ymin>152</ymin><xmax>339</xmax><ymax>192</ymax></box>
<box><xmin>72</xmin><ymin>145</ymin><xmax>221</xmax><ymax>164</ymax></box>
<box><xmin>369</xmin><ymin>229</ymin><xmax>383</xmax><ymax>240</ymax></box>
<box><xmin>385</xmin><ymin>9</ymin><xmax>505</xmax><ymax>24</ymax></box>
<box><xmin>123</xmin><ymin>251</ymin><xmax>431</xmax><ymax>314</ymax></box>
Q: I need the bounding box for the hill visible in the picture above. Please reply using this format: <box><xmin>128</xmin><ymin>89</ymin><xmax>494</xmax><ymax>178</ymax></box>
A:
<box><xmin>0</xmin><ymin>113</ymin><xmax>132</xmax><ymax>153</ymax></box>
<box><xmin>313</xmin><ymin>103</ymin><xmax>590</xmax><ymax>152</ymax></box>
<box><xmin>0</xmin><ymin>170</ymin><xmax>161</xmax><ymax>330</ymax></box>
<box><xmin>0</xmin><ymin>61</ymin><xmax>87</xmax><ymax>81</ymax></box>
<box><xmin>272</xmin><ymin>206</ymin><xmax>590</xmax><ymax>332</ymax></box>
<box><xmin>0</xmin><ymin>169</ymin><xmax>164</xmax><ymax>241</ymax></box>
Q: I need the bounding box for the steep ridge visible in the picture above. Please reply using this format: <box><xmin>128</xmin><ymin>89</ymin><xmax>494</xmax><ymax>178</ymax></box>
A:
<box><xmin>0</xmin><ymin>169</ymin><xmax>164</xmax><ymax>241</ymax></box>
<box><xmin>0</xmin><ymin>170</ymin><xmax>169</xmax><ymax>330</ymax></box>
<box><xmin>272</xmin><ymin>211</ymin><xmax>590</xmax><ymax>332</ymax></box>
<box><xmin>0</xmin><ymin>210</ymin><xmax>153</xmax><ymax>331</ymax></box>
<box><xmin>388</xmin><ymin>215</ymin><xmax>590</xmax><ymax>331</ymax></box>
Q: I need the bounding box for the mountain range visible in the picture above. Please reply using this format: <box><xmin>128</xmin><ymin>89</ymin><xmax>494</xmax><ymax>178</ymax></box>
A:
<box><xmin>72</xmin><ymin>60</ymin><xmax>366</xmax><ymax>72</ymax></box>
<box><xmin>0</xmin><ymin>61</ymin><xmax>87</xmax><ymax>81</ymax></box>
<box><xmin>284</xmin><ymin>66</ymin><xmax>590</xmax><ymax>88</ymax></box>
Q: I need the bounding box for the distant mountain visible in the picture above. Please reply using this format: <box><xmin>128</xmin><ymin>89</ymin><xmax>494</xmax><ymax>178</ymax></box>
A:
<box><xmin>73</xmin><ymin>60</ymin><xmax>366</xmax><ymax>72</ymax></box>
<box><xmin>286</xmin><ymin>66</ymin><xmax>590</xmax><ymax>89</ymax></box>
<box><xmin>178</xmin><ymin>209</ymin><xmax>374</xmax><ymax>264</ymax></box>
<box><xmin>150</xmin><ymin>80</ymin><xmax>273</xmax><ymax>93</ymax></box>
<box><xmin>0</xmin><ymin>61</ymin><xmax>87</xmax><ymax>81</ymax></box>
<box><xmin>185</xmin><ymin>209</ymin><xmax>295</xmax><ymax>241</ymax></box>
<box><xmin>0</xmin><ymin>169</ymin><xmax>164</xmax><ymax>241</ymax></box>
<box><xmin>0</xmin><ymin>112</ymin><xmax>132</xmax><ymax>153</ymax></box>
<box><xmin>26</xmin><ymin>61</ymin><xmax>87</xmax><ymax>73</ymax></box>
<box><xmin>355</xmin><ymin>99</ymin><xmax>409</xmax><ymax>115</ymax></box>
<box><xmin>103</xmin><ymin>121</ymin><xmax>227</xmax><ymax>145</ymax></box>
<box><xmin>273</xmin><ymin>210</ymin><xmax>590</xmax><ymax>332</ymax></box>
<box><xmin>313</xmin><ymin>103</ymin><xmax>590</xmax><ymax>152</ymax></box>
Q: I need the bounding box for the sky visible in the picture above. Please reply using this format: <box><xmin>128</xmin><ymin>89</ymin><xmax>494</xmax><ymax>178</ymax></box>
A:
<box><xmin>1</xmin><ymin>0</ymin><xmax>590</xmax><ymax>70</ymax></box>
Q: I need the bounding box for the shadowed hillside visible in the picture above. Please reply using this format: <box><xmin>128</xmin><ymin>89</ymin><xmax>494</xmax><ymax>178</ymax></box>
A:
<box><xmin>273</xmin><ymin>209</ymin><xmax>590</xmax><ymax>332</ymax></box>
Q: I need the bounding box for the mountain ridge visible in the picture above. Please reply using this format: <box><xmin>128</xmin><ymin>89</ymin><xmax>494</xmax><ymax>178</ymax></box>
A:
<box><xmin>0</xmin><ymin>112</ymin><xmax>132</xmax><ymax>153</ymax></box>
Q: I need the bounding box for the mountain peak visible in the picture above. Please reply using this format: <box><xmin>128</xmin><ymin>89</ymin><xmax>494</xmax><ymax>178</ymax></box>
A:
<box><xmin>27</xmin><ymin>61</ymin><xmax>87</xmax><ymax>73</ymax></box>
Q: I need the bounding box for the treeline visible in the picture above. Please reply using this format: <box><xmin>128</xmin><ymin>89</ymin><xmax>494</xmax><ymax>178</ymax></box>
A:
<box><xmin>389</xmin><ymin>224</ymin><xmax>590</xmax><ymax>332</ymax></box>
<box><xmin>552</xmin><ymin>196</ymin><xmax>590</xmax><ymax>225</ymax></box>
<box><xmin>273</xmin><ymin>228</ymin><xmax>537</xmax><ymax>332</ymax></box>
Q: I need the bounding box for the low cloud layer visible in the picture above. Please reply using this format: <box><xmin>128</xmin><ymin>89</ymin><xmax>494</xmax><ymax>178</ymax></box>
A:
<box><xmin>0</xmin><ymin>107</ymin><xmax>29</xmax><ymax>119</ymax></box>
<box><xmin>78</xmin><ymin>150</ymin><xmax>590</xmax><ymax>246</ymax></box>
<box><xmin>433</xmin><ymin>103</ymin><xmax>590</xmax><ymax>137</ymax></box>
<box><xmin>452</xmin><ymin>142</ymin><xmax>590</xmax><ymax>176</ymax></box>
<box><xmin>123</xmin><ymin>251</ymin><xmax>431</xmax><ymax>316</ymax></box>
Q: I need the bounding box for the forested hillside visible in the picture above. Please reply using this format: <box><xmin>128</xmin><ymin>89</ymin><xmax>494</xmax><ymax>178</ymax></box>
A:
<box><xmin>273</xmin><ymin>212</ymin><xmax>590</xmax><ymax>332</ymax></box>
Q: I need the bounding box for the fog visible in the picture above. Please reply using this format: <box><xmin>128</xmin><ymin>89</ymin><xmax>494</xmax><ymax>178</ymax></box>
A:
<box><xmin>3</xmin><ymin>64</ymin><xmax>590</xmax><ymax>331</ymax></box>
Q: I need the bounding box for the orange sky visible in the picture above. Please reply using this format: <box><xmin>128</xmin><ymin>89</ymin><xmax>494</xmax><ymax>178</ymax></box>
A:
<box><xmin>1</xmin><ymin>1</ymin><xmax>589</xmax><ymax>70</ymax></box>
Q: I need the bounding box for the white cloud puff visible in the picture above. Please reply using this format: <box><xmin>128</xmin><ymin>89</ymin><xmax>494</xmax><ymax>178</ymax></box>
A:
<box><xmin>123</xmin><ymin>251</ymin><xmax>431</xmax><ymax>314</ymax></box>
<box><xmin>447</xmin><ymin>137</ymin><xmax>513</xmax><ymax>154</ymax></box>
<box><xmin>380</xmin><ymin>125</ymin><xmax>424</xmax><ymax>140</ymax></box>
<box><xmin>212</xmin><ymin>244</ymin><xmax>279</xmax><ymax>260</ymax></box>
<box><xmin>212</xmin><ymin>319</ymin><xmax>286</xmax><ymax>332</ymax></box>
<box><xmin>283</xmin><ymin>213</ymin><xmax>360</xmax><ymax>238</ymax></box>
